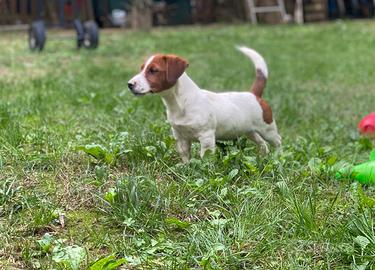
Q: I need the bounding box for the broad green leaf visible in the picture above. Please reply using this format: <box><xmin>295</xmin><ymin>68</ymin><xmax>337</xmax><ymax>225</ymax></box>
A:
<box><xmin>37</xmin><ymin>233</ymin><xmax>54</xmax><ymax>253</ymax></box>
<box><xmin>200</xmin><ymin>256</ymin><xmax>213</xmax><ymax>270</ymax></box>
<box><xmin>210</xmin><ymin>218</ymin><xmax>228</xmax><ymax>226</ymax></box>
<box><xmin>77</xmin><ymin>144</ymin><xmax>108</xmax><ymax>160</ymax></box>
<box><xmin>244</xmin><ymin>162</ymin><xmax>257</xmax><ymax>173</ymax></box>
<box><xmin>104</xmin><ymin>260</ymin><xmax>127</xmax><ymax>269</ymax></box>
<box><xmin>220</xmin><ymin>187</ymin><xmax>228</xmax><ymax>197</ymax></box>
<box><xmin>89</xmin><ymin>255</ymin><xmax>115</xmax><ymax>270</ymax></box>
<box><xmin>104</xmin><ymin>188</ymin><xmax>117</xmax><ymax>204</ymax></box>
<box><xmin>105</xmin><ymin>153</ymin><xmax>115</xmax><ymax>165</ymax></box>
<box><xmin>276</xmin><ymin>181</ymin><xmax>290</xmax><ymax>198</ymax></box>
<box><xmin>52</xmin><ymin>245</ymin><xmax>86</xmax><ymax>270</ymax></box>
<box><xmin>151</xmin><ymin>239</ymin><xmax>158</xmax><ymax>247</ymax></box>
<box><xmin>88</xmin><ymin>254</ymin><xmax>126</xmax><ymax>270</ymax></box>
<box><xmin>77</xmin><ymin>144</ymin><xmax>119</xmax><ymax>165</ymax></box>
<box><xmin>195</xmin><ymin>178</ymin><xmax>205</xmax><ymax>187</ymax></box>
<box><xmin>123</xmin><ymin>255</ymin><xmax>141</xmax><ymax>266</ymax></box>
<box><xmin>354</xmin><ymin>236</ymin><xmax>370</xmax><ymax>250</ymax></box>
<box><xmin>351</xmin><ymin>261</ymin><xmax>369</xmax><ymax>270</ymax></box>
<box><xmin>308</xmin><ymin>158</ymin><xmax>322</xmax><ymax>174</ymax></box>
<box><xmin>238</xmin><ymin>186</ymin><xmax>258</xmax><ymax>196</ymax></box>
<box><xmin>327</xmin><ymin>155</ymin><xmax>337</xmax><ymax>166</ymax></box>
<box><xmin>212</xmin><ymin>243</ymin><xmax>225</xmax><ymax>252</ymax></box>
<box><xmin>165</xmin><ymin>217</ymin><xmax>190</xmax><ymax>229</ymax></box>
<box><xmin>228</xmin><ymin>169</ymin><xmax>239</xmax><ymax>180</ymax></box>
<box><xmin>144</xmin><ymin>146</ymin><xmax>157</xmax><ymax>157</ymax></box>
<box><xmin>208</xmin><ymin>210</ymin><xmax>221</xmax><ymax>218</ymax></box>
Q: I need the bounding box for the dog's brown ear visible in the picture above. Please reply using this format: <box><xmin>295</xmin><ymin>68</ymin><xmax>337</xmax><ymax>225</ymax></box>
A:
<box><xmin>165</xmin><ymin>55</ymin><xmax>189</xmax><ymax>84</ymax></box>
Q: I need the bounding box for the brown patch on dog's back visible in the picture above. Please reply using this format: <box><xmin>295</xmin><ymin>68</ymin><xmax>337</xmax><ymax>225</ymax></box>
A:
<box><xmin>256</xmin><ymin>97</ymin><xmax>273</xmax><ymax>124</ymax></box>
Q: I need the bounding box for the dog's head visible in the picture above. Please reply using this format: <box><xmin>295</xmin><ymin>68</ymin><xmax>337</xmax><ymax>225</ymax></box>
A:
<box><xmin>128</xmin><ymin>54</ymin><xmax>189</xmax><ymax>96</ymax></box>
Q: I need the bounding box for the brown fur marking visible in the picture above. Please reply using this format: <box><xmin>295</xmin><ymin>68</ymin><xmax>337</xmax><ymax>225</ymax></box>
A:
<box><xmin>251</xmin><ymin>69</ymin><xmax>266</xmax><ymax>98</ymax></box>
<box><xmin>256</xmin><ymin>97</ymin><xmax>273</xmax><ymax>124</ymax></box>
<box><xmin>251</xmin><ymin>69</ymin><xmax>272</xmax><ymax>124</ymax></box>
<box><xmin>143</xmin><ymin>54</ymin><xmax>189</xmax><ymax>93</ymax></box>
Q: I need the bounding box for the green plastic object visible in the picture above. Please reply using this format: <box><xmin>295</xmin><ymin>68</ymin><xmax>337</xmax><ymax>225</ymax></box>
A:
<box><xmin>335</xmin><ymin>150</ymin><xmax>375</xmax><ymax>184</ymax></box>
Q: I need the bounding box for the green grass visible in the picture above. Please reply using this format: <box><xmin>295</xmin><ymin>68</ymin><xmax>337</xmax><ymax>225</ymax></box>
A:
<box><xmin>0</xmin><ymin>21</ymin><xmax>374</xmax><ymax>269</ymax></box>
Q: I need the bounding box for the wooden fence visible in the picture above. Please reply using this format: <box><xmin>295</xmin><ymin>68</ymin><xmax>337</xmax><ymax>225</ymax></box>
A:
<box><xmin>0</xmin><ymin>0</ymin><xmax>35</xmax><ymax>24</ymax></box>
<box><xmin>0</xmin><ymin>0</ymin><xmax>95</xmax><ymax>26</ymax></box>
<box><xmin>0</xmin><ymin>0</ymin><xmax>344</xmax><ymax>27</ymax></box>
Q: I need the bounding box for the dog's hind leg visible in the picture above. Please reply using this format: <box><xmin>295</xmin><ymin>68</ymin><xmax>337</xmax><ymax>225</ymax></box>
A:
<box><xmin>248</xmin><ymin>131</ymin><xmax>269</xmax><ymax>155</ymax></box>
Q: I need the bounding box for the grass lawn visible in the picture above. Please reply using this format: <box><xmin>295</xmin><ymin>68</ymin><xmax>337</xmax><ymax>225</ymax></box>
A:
<box><xmin>0</xmin><ymin>21</ymin><xmax>374</xmax><ymax>269</ymax></box>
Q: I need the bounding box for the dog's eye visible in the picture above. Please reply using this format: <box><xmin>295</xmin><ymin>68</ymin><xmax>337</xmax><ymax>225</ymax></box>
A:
<box><xmin>149</xmin><ymin>68</ymin><xmax>159</xmax><ymax>74</ymax></box>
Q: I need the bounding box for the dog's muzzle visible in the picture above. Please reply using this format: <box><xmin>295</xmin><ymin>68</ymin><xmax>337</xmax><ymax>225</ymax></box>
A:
<box><xmin>128</xmin><ymin>82</ymin><xmax>135</xmax><ymax>91</ymax></box>
<box><xmin>128</xmin><ymin>82</ymin><xmax>146</xmax><ymax>96</ymax></box>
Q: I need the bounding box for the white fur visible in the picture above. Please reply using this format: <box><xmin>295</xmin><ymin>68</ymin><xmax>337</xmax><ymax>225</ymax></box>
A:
<box><xmin>128</xmin><ymin>47</ymin><xmax>281</xmax><ymax>162</ymax></box>
<box><xmin>236</xmin><ymin>46</ymin><xmax>268</xmax><ymax>78</ymax></box>
<box><xmin>128</xmin><ymin>56</ymin><xmax>154</xmax><ymax>94</ymax></box>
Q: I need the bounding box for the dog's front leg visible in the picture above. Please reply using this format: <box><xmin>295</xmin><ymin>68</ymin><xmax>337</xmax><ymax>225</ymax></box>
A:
<box><xmin>176</xmin><ymin>139</ymin><xmax>191</xmax><ymax>163</ymax></box>
<box><xmin>172</xmin><ymin>128</ymin><xmax>191</xmax><ymax>163</ymax></box>
<box><xmin>199</xmin><ymin>131</ymin><xmax>216</xmax><ymax>158</ymax></box>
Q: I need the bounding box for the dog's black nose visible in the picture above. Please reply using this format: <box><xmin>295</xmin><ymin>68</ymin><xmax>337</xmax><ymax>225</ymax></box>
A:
<box><xmin>128</xmin><ymin>82</ymin><xmax>134</xmax><ymax>91</ymax></box>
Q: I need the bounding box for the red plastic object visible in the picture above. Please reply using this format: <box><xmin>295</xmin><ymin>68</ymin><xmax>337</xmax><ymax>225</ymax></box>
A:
<box><xmin>358</xmin><ymin>112</ymin><xmax>375</xmax><ymax>137</ymax></box>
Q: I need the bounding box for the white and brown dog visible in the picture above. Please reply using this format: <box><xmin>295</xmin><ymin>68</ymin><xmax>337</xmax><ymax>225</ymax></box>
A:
<box><xmin>128</xmin><ymin>46</ymin><xmax>281</xmax><ymax>163</ymax></box>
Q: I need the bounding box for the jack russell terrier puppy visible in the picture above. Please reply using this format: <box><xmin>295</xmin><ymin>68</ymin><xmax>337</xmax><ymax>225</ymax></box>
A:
<box><xmin>128</xmin><ymin>46</ymin><xmax>281</xmax><ymax>163</ymax></box>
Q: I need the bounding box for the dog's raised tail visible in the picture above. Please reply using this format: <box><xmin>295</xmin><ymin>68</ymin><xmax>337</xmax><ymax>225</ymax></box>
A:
<box><xmin>236</xmin><ymin>46</ymin><xmax>268</xmax><ymax>97</ymax></box>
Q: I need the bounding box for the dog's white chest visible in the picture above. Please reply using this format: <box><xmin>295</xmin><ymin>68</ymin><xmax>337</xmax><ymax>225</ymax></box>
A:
<box><xmin>166</xmin><ymin>107</ymin><xmax>213</xmax><ymax>140</ymax></box>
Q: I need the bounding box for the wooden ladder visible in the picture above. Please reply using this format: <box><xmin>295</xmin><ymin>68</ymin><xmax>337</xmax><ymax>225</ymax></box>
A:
<box><xmin>246</xmin><ymin>0</ymin><xmax>288</xmax><ymax>24</ymax></box>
